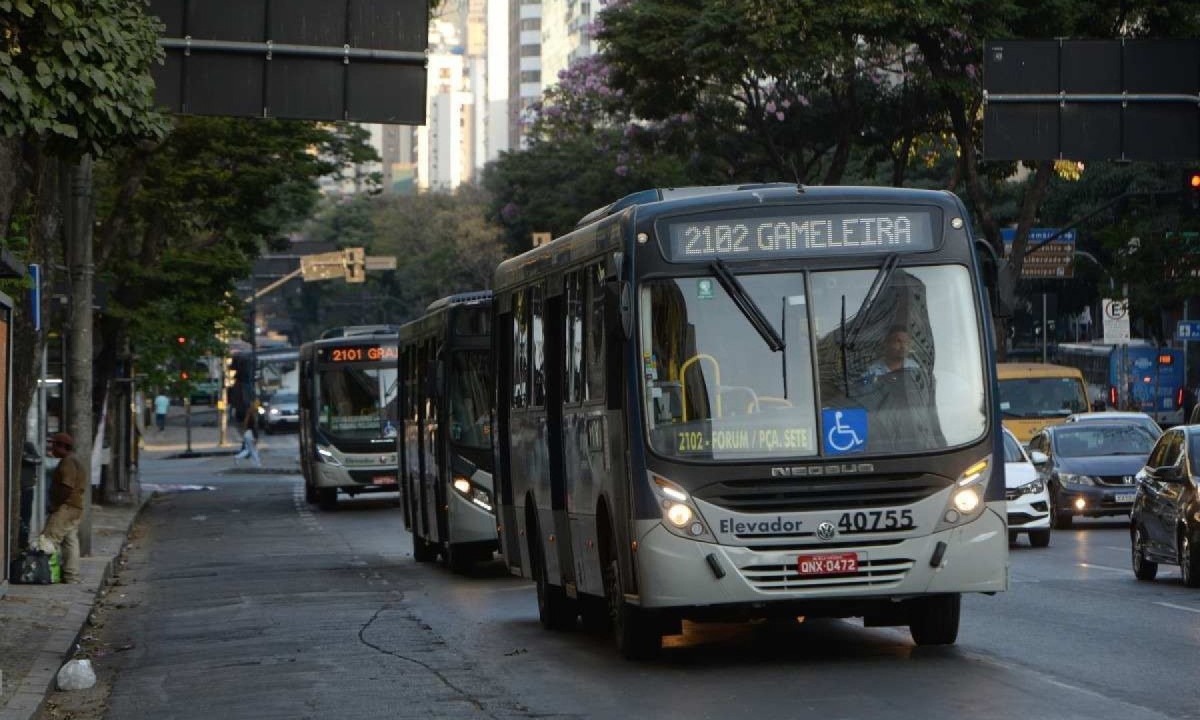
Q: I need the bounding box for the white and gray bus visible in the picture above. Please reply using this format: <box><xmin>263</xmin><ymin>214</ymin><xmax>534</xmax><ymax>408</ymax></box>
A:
<box><xmin>398</xmin><ymin>292</ymin><xmax>497</xmax><ymax>572</ymax></box>
<box><xmin>492</xmin><ymin>184</ymin><xmax>1008</xmax><ymax>658</ymax></box>
<box><xmin>298</xmin><ymin>327</ymin><xmax>400</xmax><ymax>510</ymax></box>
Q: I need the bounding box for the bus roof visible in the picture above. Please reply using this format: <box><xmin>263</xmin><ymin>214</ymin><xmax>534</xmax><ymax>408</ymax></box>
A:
<box><xmin>425</xmin><ymin>290</ymin><xmax>492</xmax><ymax>313</ymax></box>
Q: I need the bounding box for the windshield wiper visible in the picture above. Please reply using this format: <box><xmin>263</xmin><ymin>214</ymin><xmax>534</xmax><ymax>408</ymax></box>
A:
<box><xmin>710</xmin><ymin>259</ymin><xmax>785</xmax><ymax>352</ymax></box>
<box><xmin>843</xmin><ymin>253</ymin><xmax>901</xmax><ymax>351</ymax></box>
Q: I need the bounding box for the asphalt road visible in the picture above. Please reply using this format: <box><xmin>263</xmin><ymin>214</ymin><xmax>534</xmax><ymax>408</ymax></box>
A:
<box><xmin>39</xmin><ymin>436</ymin><xmax>1200</xmax><ymax>720</ymax></box>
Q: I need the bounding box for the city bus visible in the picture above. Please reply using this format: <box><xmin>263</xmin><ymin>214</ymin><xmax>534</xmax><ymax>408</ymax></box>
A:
<box><xmin>398</xmin><ymin>291</ymin><xmax>497</xmax><ymax>572</ymax></box>
<box><xmin>298</xmin><ymin>327</ymin><xmax>400</xmax><ymax>510</ymax></box>
<box><xmin>492</xmin><ymin>184</ymin><xmax>1007</xmax><ymax>658</ymax></box>
<box><xmin>1055</xmin><ymin>341</ymin><xmax>1186</xmax><ymax>426</ymax></box>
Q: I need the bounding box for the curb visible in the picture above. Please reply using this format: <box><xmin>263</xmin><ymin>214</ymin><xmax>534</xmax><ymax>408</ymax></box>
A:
<box><xmin>0</xmin><ymin>498</ymin><xmax>151</xmax><ymax>720</ymax></box>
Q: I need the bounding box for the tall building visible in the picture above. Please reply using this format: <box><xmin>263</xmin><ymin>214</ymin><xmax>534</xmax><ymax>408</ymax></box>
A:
<box><xmin>540</xmin><ymin>0</ymin><xmax>597</xmax><ymax>91</ymax></box>
<box><xmin>508</xmin><ymin>0</ymin><xmax>542</xmax><ymax>148</ymax></box>
<box><xmin>486</xmin><ymin>0</ymin><xmax>510</xmax><ymax>164</ymax></box>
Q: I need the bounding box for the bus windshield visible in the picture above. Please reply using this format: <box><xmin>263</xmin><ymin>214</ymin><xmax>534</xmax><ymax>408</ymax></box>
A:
<box><xmin>449</xmin><ymin>351</ymin><xmax>492</xmax><ymax>449</ymax></box>
<box><xmin>317</xmin><ymin>364</ymin><xmax>399</xmax><ymax>441</ymax></box>
<box><xmin>641</xmin><ymin>264</ymin><xmax>987</xmax><ymax>460</ymax></box>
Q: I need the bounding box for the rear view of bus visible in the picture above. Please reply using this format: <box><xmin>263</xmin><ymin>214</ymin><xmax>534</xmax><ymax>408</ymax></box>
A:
<box><xmin>398</xmin><ymin>292</ymin><xmax>497</xmax><ymax>572</ymax></box>
<box><xmin>493</xmin><ymin>184</ymin><xmax>1007</xmax><ymax>658</ymax></box>
<box><xmin>298</xmin><ymin>327</ymin><xmax>400</xmax><ymax>510</ymax></box>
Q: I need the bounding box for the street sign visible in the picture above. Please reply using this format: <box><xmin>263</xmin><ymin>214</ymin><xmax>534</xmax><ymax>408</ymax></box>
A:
<box><xmin>1102</xmin><ymin>297</ymin><xmax>1131</xmax><ymax>342</ymax></box>
<box><xmin>983</xmin><ymin>39</ymin><xmax>1200</xmax><ymax>161</ymax></box>
<box><xmin>1001</xmin><ymin>228</ymin><xmax>1076</xmax><ymax>278</ymax></box>
<box><xmin>1177</xmin><ymin>320</ymin><xmax>1200</xmax><ymax>341</ymax></box>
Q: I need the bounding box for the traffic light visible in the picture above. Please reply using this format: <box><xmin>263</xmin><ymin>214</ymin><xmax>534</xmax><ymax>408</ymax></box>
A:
<box><xmin>1184</xmin><ymin>170</ymin><xmax>1200</xmax><ymax>214</ymax></box>
<box><xmin>176</xmin><ymin>335</ymin><xmax>187</xmax><ymax>345</ymax></box>
<box><xmin>180</xmin><ymin>370</ymin><xmax>189</xmax><ymax>381</ymax></box>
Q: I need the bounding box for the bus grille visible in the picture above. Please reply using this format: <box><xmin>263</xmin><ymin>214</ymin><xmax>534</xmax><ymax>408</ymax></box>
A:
<box><xmin>740</xmin><ymin>557</ymin><xmax>914</xmax><ymax>592</ymax></box>
<box><xmin>694</xmin><ymin>475</ymin><xmax>950</xmax><ymax>513</ymax></box>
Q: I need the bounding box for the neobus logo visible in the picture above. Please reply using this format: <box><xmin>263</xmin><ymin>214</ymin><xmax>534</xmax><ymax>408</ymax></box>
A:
<box><xmin>771</xmin><ymin>463</ymin><xmax>875</xmax><ymax>477</ymax></box>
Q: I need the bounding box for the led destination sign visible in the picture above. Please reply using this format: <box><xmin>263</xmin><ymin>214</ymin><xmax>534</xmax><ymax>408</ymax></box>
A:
<box><xmin>318</xmin><ymin>344</ymin><xmax>398</xmax><ymax>364</ymax></box>
<box><xmin>665</xmin><ymin>210</ymin><xmax>937</xmax><ymax>261</ymax></box>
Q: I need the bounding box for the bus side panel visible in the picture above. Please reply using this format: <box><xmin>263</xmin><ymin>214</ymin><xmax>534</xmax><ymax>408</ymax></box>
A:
<box><xmin>543</xmin><ymin>290</ymin><xmax>575</xmax><ymax>591</ymax></box>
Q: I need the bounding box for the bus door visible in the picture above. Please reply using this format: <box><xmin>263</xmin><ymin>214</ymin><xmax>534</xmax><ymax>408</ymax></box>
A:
<box><xmin>495</xmin><ymin>297</ymin><xmax>521</xmax><ymax>572</ymax></box>
<box><xmin>544</xmin><ymin>279</ymin><xmax>576</xmax><ymax>594</ymax></box>
<box><xmin>424</xmin><ymin>341</ymin><xmax>445</xmax><ymax>545</ymax></box>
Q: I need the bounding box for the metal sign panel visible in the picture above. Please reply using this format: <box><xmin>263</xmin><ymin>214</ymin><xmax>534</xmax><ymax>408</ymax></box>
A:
<box><xmin>1177</xmin><ymin>320</ymin><xmax>1200</xmax><ymax>341</ymax></box>
<box><xmin>984</xmin><ymin>40</ymin><xmax>1200</xmax><ymax>161</ymax></box>
<box><xmin>1001</xmin><ymin>228</ymin><xmax>1076</xmax><ymax>279</ymax></box>
<box><xmin>1102</xmin><ymin>298</ymin><xmax>1131</xmax><ymax>342</ymax></box>
<box><xmin>149</xmin><ymin>0</ymin><xmax>428</xmax><ymax>123</ymax></box>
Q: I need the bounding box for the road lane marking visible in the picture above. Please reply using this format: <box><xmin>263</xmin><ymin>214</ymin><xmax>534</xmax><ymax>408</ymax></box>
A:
<box><xmin>1154</xmin><ymin>601</ymin><xmax>1200</xmax><ymax>614</ymax></box>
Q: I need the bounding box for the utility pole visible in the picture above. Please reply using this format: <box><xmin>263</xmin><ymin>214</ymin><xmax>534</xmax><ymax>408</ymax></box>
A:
<box><xmin>65</xmin><ymin>156</ymin><xmax>95</xmax><ymax>555</ymax></box>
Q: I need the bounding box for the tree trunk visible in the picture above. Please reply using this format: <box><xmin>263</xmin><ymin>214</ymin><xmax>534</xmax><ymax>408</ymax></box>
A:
<box><xmin>64</xmin><ymin>156</ymin><xmax>96</xmax><ymax>555</ymax></box>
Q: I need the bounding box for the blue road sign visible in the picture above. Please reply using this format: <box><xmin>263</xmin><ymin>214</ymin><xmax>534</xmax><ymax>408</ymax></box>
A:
<box><xmin>29</xmin><ymin>263</ymin><xmax>40</xmax><ymax>332</ymax></box>
<box><xmin>1177</xmin><ymin>320</ymin><xmax>1200</xmax><ymax>341</ymax></box>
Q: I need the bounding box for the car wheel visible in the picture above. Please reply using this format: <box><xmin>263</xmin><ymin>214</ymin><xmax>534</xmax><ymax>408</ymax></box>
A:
<box><xmin>1008</xmin><ymin>531</ymin><xmax>1018</xmax><ymax>545</ymax></box>
<box><xmin>318</xmin><ymin>487</ymin><xmax>338</xmax><ymax>511</ymax></box>
<box><xmin>1132</xmin><ymin>525</ymin><xmax>1158</xmax><ymax>581</ymax></box>
<box><xmin>1180</xmin><ymin>530</ymin><xmax>1200</xmax><ymax>588</ymax></box>
<box><xmin>909</xmin><ymin>594</ymin><xmax>960</xmax><ymax>646</ymax></box>
<box><xmin>1028</xmin><ymin>529</ymin><xmax>1051</xmax><ymax>548</ymax></box>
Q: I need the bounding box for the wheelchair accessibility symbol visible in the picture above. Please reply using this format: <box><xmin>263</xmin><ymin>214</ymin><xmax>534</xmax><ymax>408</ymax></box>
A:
<box><xmin>822</xmin><ymin>408</ymin><xmax>867</xmax><ymax>454</ymax></box>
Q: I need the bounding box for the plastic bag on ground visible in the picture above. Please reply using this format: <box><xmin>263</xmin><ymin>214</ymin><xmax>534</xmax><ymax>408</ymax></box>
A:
<box><xmin>56</xmin><ymin>658</ymin><xmax>96</xmax><ymax>691</ymax></box>
<box><xmin>32</xmin><ymin>535</ymin><xmax>57</xmax><ymax>554</ymax></box>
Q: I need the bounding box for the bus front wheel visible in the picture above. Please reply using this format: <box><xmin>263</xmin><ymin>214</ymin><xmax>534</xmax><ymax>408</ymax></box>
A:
<box><xmin>908</xmin><ymin>594</ymin><xmax>960</xmax><ymax>646</ymax></box>
<box><xmin>318</xmin><ymin>487</ymin><xmax>338</xmax><ymax>511</ymax></box>
<box><xmin>412</xmin><ymin>532</ymin><xmax>438</xmax><ymax>563</ymax></box>
<box><xmin>603</xmin><ymin>535</ymin><xmax>661</xmax><ymax>660</ymax></box>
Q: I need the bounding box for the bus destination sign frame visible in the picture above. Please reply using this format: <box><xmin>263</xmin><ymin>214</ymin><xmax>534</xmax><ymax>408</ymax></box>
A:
<box><xmin>318</xmin><ymin>344</ymin><xmax>399</xmax><ymax>364</ymax></box>
<box><xmin>662</xmin><ymin>208</ymin><xmax>939</xmax><ymax>262</ymax></box>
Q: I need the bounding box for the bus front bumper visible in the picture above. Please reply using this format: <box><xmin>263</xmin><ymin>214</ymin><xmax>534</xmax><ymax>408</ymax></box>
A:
<box><xmin>631</xmin><ymin>505</ymin><xmax>1008</xmax><ymax>610</ymax></box>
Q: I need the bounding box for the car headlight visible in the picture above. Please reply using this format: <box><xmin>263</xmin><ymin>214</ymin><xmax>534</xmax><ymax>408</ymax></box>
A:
<box><xmin>1015</xmin><ymin>478</ymin><xmax>1045</xmax><ymax>495</ymax></box>
<box><xmin>269</xmin><ymin>407</ymin><xmax>280</xmax><ymax>416</ymax></box>
<box><xmin>1058</xmin><ymin>473</ymin><xmax>1096</xmax><ymax>487</ymax></box>
<box><xmin>452</xmin><ymin>473</ymin><xmax>493</xmax><ymax>512</ymax></box>
<box><xmin>935</xmin><ymin>457</ymin><xmax>991</xmax><ymax>532</ymax></box>
<box><xmin>649</xmin><ymin>472</ymin><xmax>714</xmax><ymax>542</ymax></box>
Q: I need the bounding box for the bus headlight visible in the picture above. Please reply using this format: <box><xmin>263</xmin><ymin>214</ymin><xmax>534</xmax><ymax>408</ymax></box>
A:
<box><xmin>935</xmin><ymin>457</ymin><xmax>990</xmax><ymax>532</ymax></box>
<box><xmin>452</xmin><ymin>473</ymin><xmax>493</xmax><ymax>513</ymax></box>
<box><xmin>650</xmin><ymin>473</ymin><xmax>714</xmax><ymax>542</ymax></box>
<box><xmin>317</xmin><ymin>446</ymin><xmax>343</xmax><ymax>467</ymax></box>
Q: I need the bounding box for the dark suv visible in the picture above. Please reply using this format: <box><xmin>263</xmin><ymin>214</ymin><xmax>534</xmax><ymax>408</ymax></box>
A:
<box><xmin>1130</xmin><ymin>426</ymin><xmax>1200</xmax><ymax>587</ymax></box>
<box><xmin>1028</xmin><ymin>421</ymin><xmax>1158</xmax><ymax>529</ymax></box>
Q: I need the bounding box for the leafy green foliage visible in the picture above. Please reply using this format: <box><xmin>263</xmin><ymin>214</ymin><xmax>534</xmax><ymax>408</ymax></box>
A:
<box><xmin>292</xmin><ymin>187</ymin><xmax>508</xmax><ymax>340</ymax></box>
<box><xmin>0</xmin><ymin>0</ymin><xmax>168</xmax><ymax>154</ymax></box>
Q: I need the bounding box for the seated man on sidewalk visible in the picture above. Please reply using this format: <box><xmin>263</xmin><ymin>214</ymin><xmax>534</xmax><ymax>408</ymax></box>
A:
<box><xmin>41</xmin><ymin>432</ymin><xmax>87</xmax><ymax>583</ymax></box>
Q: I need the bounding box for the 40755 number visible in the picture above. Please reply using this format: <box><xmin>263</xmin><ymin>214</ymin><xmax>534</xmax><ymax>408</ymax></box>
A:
<box><xmin>837</xmin><ymin>509</ymin><xmax>915</xmax><ymax>534</ymax></box>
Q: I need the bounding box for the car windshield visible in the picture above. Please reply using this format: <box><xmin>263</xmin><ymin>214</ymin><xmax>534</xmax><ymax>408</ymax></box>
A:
<box><xmin>999</xmin><ymin>378</ymin><xmax>1088</xmax><ymax>418</ymax></box>
<box><xmin>1054</xmin><ymin>425</ymin><xmax>1157</xmax><ymax>458</ymax></box>
<box><xmin>640</xmin><ymin>264</ymin><xmax>987</xmax><ymax>460</ymax></box>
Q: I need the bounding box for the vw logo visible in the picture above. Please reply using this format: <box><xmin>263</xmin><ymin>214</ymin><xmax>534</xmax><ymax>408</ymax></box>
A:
<box><xmin>816</xmin><ymin>522</ymin><xmax>836</xmax><ymax>541</ymax></box>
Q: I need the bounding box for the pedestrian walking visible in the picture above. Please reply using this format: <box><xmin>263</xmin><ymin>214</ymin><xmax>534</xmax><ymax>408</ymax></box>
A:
<box><xmin>234</xmin><ymin>405</ymin><xmax>262</xmax><ymax>467</ymax></box>
<box><xmin>40</xmin><ymin>432</ymin><xmax>86</xmax><ymax>583</ymax></box>
<box><xmin>154</xmin><ymin>392</ymin><xmax>170</xmax><ymax>432</ymax></box>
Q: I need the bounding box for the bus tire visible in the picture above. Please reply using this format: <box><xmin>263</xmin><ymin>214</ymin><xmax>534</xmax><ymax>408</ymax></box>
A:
<box><xmin>318</xmin><ymin>487</ymin><xmax>338</xmax><ymax>511</ymax></box>
<box><xmin>533</xmin><ymin>537</ymin><xmax>576</xmax><ymax>630</ymax></box>
<box><xmin>304</xmin><ymin>481</ymin><xmax>317</xmax><ymax>505</ymax></box>
<box><xmin>603</xmin><ymin>535</ymin><xmax>661</xmax><ymax>660</ymax></box>
<box><xmin>413</xmin><ymin>532</ymin><xmax>438</xmax><ymax>563</ymax></box>
<box><xmin>446</xmin><ymin>543</ymin><xmax>475</xmax><ymax>574</ymax></box>
<box><xmin>908</xmin><ymin>593</ymin><xmax>960</xmax><ymax>646</ymax></box>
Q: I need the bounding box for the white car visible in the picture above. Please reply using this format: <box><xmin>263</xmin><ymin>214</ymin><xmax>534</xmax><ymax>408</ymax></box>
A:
<box><xmin>1003</xmin><ymin>427</ymin><xmax>1051</xmax><ymax>547</ymax></box>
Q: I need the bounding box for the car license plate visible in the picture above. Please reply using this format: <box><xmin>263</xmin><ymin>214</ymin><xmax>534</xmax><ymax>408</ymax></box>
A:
<box><xmin>797</xmin><ymin>552</ymin><xmax>858</xmax><ymax>576</ymax></box>
<box><xmin>372</xmin><ymin>476</ymin><xmax>393</xmax><ymax>485</ymax></box>
<box><xmin>1115</xmin><ymin>493</ymin><xmax>1135</xmax><ymax>503</ymax></box>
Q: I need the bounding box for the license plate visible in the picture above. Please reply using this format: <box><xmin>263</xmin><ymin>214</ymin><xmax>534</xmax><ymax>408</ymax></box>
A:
<box><xmin>372</xmin><ymin>476</ymin><xmax>394</xmax><ymax>485</ymax></box>
<box><xmin>1114</xmin><ymin>493</ymin><xmax>1135</xmax><ymax>503</ymax></box>
<box><xmin>797</xmin><ymin>552</ymin><xmax>859</xmax><ymax>576</ymax></box>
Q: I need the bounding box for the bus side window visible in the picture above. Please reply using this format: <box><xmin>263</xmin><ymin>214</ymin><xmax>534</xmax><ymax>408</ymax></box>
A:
<box><xmin>564</xmin><ymin>271</ymin><xmax>584</xmax><ymax>405</ymax></box>
<box><xmin>512</xmin><ymin>289</ymin><xmax>529</xmax><ymax>408</ymax></box>
<box><xmin>585</xmin><ymin>262</ymin><xmax>606</xmax><ymax>402</ymax></box>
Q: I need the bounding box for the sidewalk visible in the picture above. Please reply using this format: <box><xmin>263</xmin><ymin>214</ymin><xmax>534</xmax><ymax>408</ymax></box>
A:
<box><xmin>0</xmin><ymin>408</ymin><xmax>285</xmax><ymax>720</ymax></box>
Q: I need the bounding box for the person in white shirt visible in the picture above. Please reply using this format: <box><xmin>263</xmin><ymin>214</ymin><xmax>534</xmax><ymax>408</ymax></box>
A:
<box><xmin>153</xmin><ymin>393</ymin><xmax>170</xmax><ymax>432</ymax></box>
